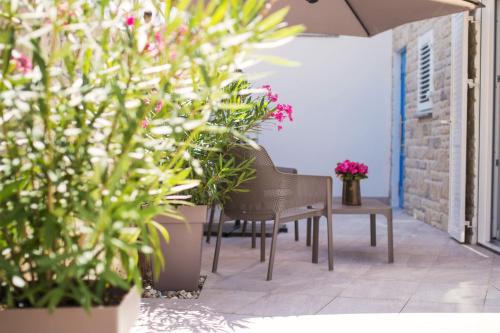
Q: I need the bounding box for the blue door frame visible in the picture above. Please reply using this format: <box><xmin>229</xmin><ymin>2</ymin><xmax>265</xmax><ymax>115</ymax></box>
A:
<box><xmin>398</xmin><ymin>49</ymin><xmax>407</xmax><ymax>208</ymax></box>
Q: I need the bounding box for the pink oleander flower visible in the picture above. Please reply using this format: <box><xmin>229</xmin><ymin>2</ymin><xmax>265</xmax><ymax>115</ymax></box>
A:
<box><xmin>155</xmin><ymin>101</ymin><xmax>163</xmax><ymax>113</ymax></box>
<box><xmin>152</xmin><ymin>31</ymin><xmax>166</xmax><ymax>52</ymax></box>
<box><xmin>178</xmin><ymin>24</ymin><xmax>189</xmax><ymax>36</ymax></box>
<box><xmin>278</xmin><ymin>104</ymin><xmax>293</xmax><ymax>121</ymax></box>
<box><xmin>155</xmin><ymin>31</ymin><xmax>162</xmax><ymax>43</ymax></box>
<box><xmin>276</xmin><ymin>104</ymin><xmax>291</xmax><ymax>120</ymax></box>
<box><xmin>285</xmin><ymin>104</ymin><xmax>293</xmax><ymax>121</ymax></box>
<box><xmin>263</xmin><ymin>84</ymin><xmax>278</xmax><ymax>102</ymax></box>
<box><xmin>169</xmin><ymin>49</ymin><xmax>177</xmax><ymax>60</ymax></box>
<box><xmin>141</xmin><ymin>119</ymin><xmax>149</xmax><ymax>128</ymax></box>
<box><xmin>268</xmin><ymin>92</ymin><xmax>278</xmax><ymax>102</ymax></box>
<box><xmin>12</xmin><ymin>52</ymin><xmax>32</xmax><ymax>74</ymax></box>
<box><xmin>272</xmin><ymin>110</ymin><xmax>285</xmax><ymax>122</ymax></box>
<box><xmin>262</xmin><ymin>85</ymin><xmax>294</xmax><ymax>132</ymax></box>
<box><xmin>126</xmin><ymin>15</ymin><xmax>135</xmax><ymax>27</ymax></box>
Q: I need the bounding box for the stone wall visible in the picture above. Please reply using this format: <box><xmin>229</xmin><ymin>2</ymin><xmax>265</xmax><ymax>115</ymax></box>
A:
<box><xmin>393</xmin><ymin>17</ymin><xmax>452</xmax><ymax>230</ymax></box>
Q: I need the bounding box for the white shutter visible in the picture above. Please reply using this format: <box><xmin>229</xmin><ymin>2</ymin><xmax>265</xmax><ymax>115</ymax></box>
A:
<box><xmin>417</xmin><ymin>31</ymin><xmax>434</xmax><ymax>115</ymax></box>
<box><xmin>448</xmin><ymin>13</ymin><xmax>468</xmax><ymax>243</ymax></box>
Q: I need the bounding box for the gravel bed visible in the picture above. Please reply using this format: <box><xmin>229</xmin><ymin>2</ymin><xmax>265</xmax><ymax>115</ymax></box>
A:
<box><xmin>142</xmin><ymin>275</ymin><xmax>207</xmax><ymax>300</ymax></box>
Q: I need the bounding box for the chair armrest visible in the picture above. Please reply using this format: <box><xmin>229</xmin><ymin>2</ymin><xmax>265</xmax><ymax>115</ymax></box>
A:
<box><xmin>276</xmin><ymin>166</ymin><xmax>298</xmax><ymax>175</ymax></box>
<box><xmin>274</xmin><ymin>169</ymin><xmax>333</xmax><ymax>213</ymax></box>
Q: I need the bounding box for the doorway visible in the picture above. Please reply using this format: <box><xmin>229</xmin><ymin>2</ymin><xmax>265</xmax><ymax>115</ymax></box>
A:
<box><xmin>391</xmin><ymin>48</ymin><xmax>407</xmax><ymax>208</ymax></box>
<box><xmin>398</xmin><ymin>49</ymin><xmax>407</xmax><ymax>208</ymax></box>
<box><xmin>492</xmin><ymin>0</ymin><xmax>500</xmax><ymax>245</ymax></box>
<box><xmin>477</xmin><ymin>0</ymin><xmax>500</xmax><ymax>250</ymax></box>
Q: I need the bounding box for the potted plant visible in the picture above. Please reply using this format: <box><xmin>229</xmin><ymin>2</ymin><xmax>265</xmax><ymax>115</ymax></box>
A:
<box><xmin>0</xmin><ymin>0</ymin><xmax>301</xmax><ymax>331</ymax></box>
<box><xmin>150</xmin><ymin>81</ymin><xmax>297</xmax><ymax>292</ymax></box>
<box><xmin>335</xmin><ymin>160</ymin><xmax>369</xmax><ymax>206</ymax></box>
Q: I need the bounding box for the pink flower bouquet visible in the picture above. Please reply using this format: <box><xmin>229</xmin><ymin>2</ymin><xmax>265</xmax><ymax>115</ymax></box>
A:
<box><xmin>335</xmin><ymin>160</ymin><xmax>369</xmax><ymax>181</ymax></box>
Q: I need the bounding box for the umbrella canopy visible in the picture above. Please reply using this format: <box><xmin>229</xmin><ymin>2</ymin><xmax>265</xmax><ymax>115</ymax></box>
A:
<box><xmin>274</xmin><ymin>0</ymin><xmax>483</xmax><ymax>37</ymax></box>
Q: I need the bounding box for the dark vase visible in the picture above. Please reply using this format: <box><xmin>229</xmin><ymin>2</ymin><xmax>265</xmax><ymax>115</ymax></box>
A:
<box><xmin>342</xmin><ymin>179</ymin><xmax>361</xmax><ymax>206</ymax></box>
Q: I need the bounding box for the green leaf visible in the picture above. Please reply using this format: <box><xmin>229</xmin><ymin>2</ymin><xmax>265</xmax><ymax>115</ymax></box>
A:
<box><xmin>258</xmin><ymin>7</ymin><xmax>289</xmax><ymax>31</ymax></box>
<box><xmin>266</xmin><ymin>25</ymin><xmax>305</xmax><ymax>40</ymax></box>
<box><xmin>102</xmin><ymin>271</ymin><xmax>130</xmax><ymax>290</ymax></box>
<box><xmin>150</xmin><ymin>219</ymin><xmax>170</xmax><ymax>244</ymax></box>
<box><xmin>0</xmin><ymin>178</ymin><xmax>28</xmax><ymax>201</ymax></box>
<box><xmin>210</xmin><ymin>0</ymin><xmax>229</xmax><ymax>25</ymax></box>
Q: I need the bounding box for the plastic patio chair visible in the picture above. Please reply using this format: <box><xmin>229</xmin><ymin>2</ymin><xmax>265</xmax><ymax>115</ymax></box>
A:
<box><xmin>212</xmin><ymin>145</ymin><xmax>334</xmax><ymax>281</ymax></box>
<box><xmin>248</xmin><ymin>167</ymin><xmax>300</xmax><ymax>250</ymax></box>
<box><xmin>206</xmin><ymin>168</ymin><xmax>301</xmax><ymax>246</ymax></box>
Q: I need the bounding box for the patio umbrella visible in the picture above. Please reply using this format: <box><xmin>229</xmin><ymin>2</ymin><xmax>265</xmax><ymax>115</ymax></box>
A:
<box><xmin>274</xmin><ymin>0</ymin><xmax>484</xmax><ymax>37</ymax></box>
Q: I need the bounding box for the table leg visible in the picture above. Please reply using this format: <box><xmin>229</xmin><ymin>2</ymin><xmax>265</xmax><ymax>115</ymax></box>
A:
<box><xmin>312</xmin><ymin>216</ymin><xmax>319</xmax><ymax>264</ymax></box>
<box><xmin>387</xmin><ymin>211</ymin><xmax>394</xmax><ymax>263</ymax></box>
<box><xmin>306</xmin><ymin>218</ymin><xmax>312</xmax><ymax>247</ymax></box>
<box><xmin>370</xmin><ymin>214</ymin><xmax>376</xmax><ymax>247</ymax></box>
<box><xmin>251</xmin><ymin>221</ymin><xmax>256</xmax><ymax>249</ymax></box>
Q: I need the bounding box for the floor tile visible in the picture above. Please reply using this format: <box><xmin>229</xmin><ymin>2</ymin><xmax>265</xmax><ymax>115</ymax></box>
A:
<box><xmin>197</xmin><ymin>289</ymin><xmax>268</xmax><ymax>314</ymax></box>
<box><xmin>318</xmin><ymin>297</ymin><xmax>406</xmax><ymax>314</ymax></box>
<box><xmin>412</xmin><ymin>282</ymin><xmax>488</xmax><ymax>305</ymax></box>
<box><xmin>340</xmin><ymin>280</ymin><xmax>419</xmax><ymax>301</ymax></box>
<box><xmin>484</xmin><ymin>286</ymin><xmax>500</xmax><ymax>307</ymax></box>
<box><xmin>423</xmin><ymin>267</ymin><xmax>491</xmax><ymax>285</ymax></box>
<box><xmin>235</xmin><ymin>292</ymin><xmax>334</xmax><ymax>317</ymax></box>
<box><xmin>361</xmin><ymin>264</ymin><xmax>429</xmax><ymax>282</ymax></box>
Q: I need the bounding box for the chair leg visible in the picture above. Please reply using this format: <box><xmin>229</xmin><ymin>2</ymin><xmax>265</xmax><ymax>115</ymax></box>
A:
<box><xmin>267</xmin><ymin>217</ymin><xmax>280</xmax><ymax>281</ymax></box>
<box><xmin>312</xmin><ymin>216</ymin><xmax>320</xmax><ymax>264</ymax></box>
<box><xmin>251</xmin><ymin>221</ymin><xmax>256</xmax><ymax>249</ymax></box>
<box><xmin>206</xmin><ymin>204</ymin><xmax>216</xmax><ymax>243</ymax></box>
<box><xmin>294</xmin><ymin>220</ymin><xmax>299</xmax><ymax>241</ymax></box>
<box><xmin>306</xmin><ymin>218</ymin><xmax>312</xmax><ymax>247</ymax></box>
<box><xmin>212</xmin><ymin>211</ymin><xmax>225</xmax><ymax>273</ymax></box>
<box><xmin>261</xmin><ymin>220</ymin><xmax>266</xmax><ymax>262</ymax></box>
<box><xmin>327</xmin><ymin>214</ymin><xmax>334</xmax><ymax>271</ymax></box>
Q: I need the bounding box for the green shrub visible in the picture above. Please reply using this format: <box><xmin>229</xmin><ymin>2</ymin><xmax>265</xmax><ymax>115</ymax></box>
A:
<box><xmin>0</xmin><ymin>0</ymin><xmax>301</xmax><ymax>310</ymax></box>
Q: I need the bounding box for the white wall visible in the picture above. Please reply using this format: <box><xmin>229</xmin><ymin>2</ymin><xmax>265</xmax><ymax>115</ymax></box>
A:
<box><xmin>253</xmin><ymin>33</ymin><xmax>393</xmax><ymax>197</ymax></box>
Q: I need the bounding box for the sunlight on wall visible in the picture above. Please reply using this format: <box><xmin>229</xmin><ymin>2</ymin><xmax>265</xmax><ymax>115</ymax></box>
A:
<box><xmin>252</xmin><ymin>33</ymin><xmax>393</xmax><ymax>197</ymax></box>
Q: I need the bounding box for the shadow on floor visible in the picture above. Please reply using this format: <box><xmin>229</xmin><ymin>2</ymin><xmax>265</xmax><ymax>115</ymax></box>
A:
<box><xmin>132</xmin><ymin>300</ymin><xmax>250</xmax><ymax>333</ymax></box>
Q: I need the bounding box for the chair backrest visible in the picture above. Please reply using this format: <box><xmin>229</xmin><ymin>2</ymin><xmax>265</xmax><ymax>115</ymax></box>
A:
<box><xmin>224</xmin><ymin>145</ymin><xmax>296</xmax><ymax>220</ymax></box>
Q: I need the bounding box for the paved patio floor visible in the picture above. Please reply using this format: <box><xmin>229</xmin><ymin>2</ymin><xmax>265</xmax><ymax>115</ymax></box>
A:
<box><xmin>133</xmin><ymin>211</ymin><xmax>500</xmax><ymax>332</ymax></box>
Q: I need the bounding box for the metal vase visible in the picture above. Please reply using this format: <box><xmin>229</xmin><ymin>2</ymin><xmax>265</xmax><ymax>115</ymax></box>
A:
<box><xmin>342</xmin><ymin>179</ymin><xmax>362</xmax><ymax>206</ymax></box>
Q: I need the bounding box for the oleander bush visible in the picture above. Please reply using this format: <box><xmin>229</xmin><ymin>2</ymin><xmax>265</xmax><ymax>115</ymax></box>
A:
<box><xmin>0</xmin><ymin>0</ymin><xmax>301</xmax><ymax>310</ymax></box>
